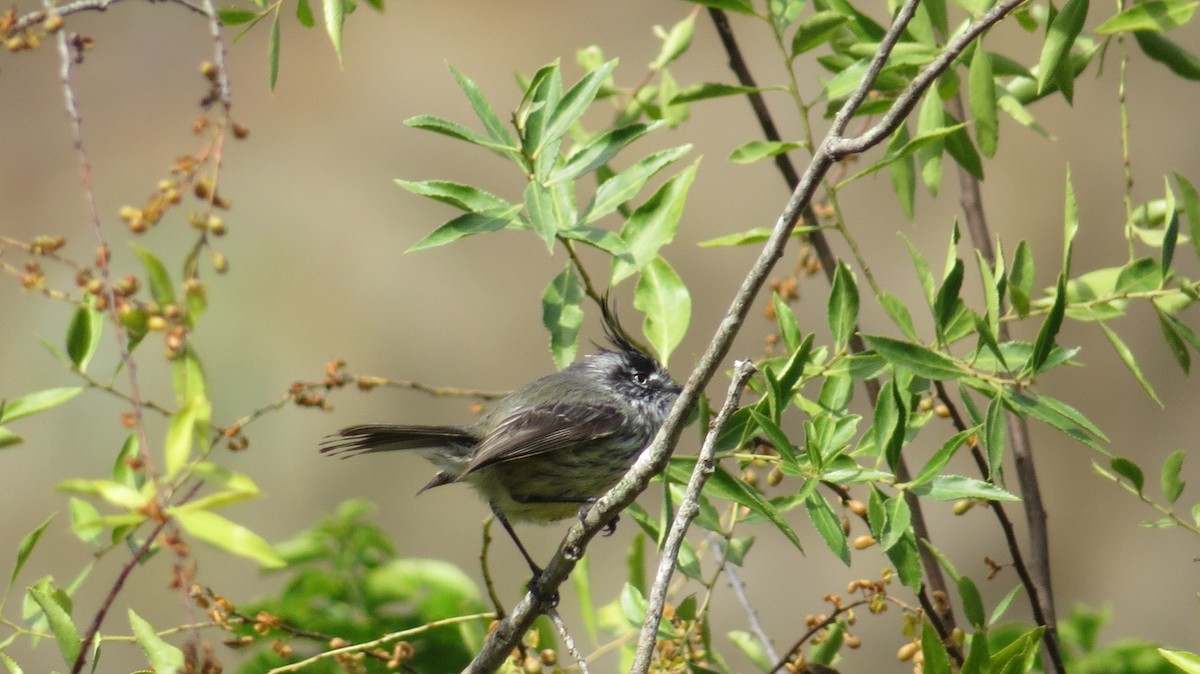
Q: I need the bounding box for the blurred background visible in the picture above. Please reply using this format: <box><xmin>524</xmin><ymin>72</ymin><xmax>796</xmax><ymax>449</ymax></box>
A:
<box><xmin>1</xmin><ymin>1</ymin><xmax>1198</xmax><ymax>671</ymax></box>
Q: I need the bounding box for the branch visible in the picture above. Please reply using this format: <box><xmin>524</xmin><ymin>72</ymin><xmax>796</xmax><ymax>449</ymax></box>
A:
<box><xmin>461</xmin><ymin>3</ymin><xmax>1027</xmax><ymax>670</ymax></box>
<box><xmin>8</xmin><ymin>0</ymin><xmax>208</xmax><ymax>34</ymax></box>
<box><xmin>631</xmin><ymin>359</ymin><xmax>757</xmax><ymax>674</ymax></box>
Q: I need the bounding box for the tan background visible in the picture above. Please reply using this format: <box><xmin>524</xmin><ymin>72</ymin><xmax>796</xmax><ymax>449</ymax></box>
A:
<box><xmin>2</xmin><ymin>2</ymin><xmax>1199</xmax><ymax>671</ymax></box>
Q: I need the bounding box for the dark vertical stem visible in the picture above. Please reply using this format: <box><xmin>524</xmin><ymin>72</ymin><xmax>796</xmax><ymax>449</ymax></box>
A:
<box><xmin>944</xmin><ymin>92</ymin><xmax>1063</xmax><ymax>673</ymax></box>
<box><xmin>706</xmin><ymin>6</ymin><xmax>959</xmax><ymax>638</ymax></box>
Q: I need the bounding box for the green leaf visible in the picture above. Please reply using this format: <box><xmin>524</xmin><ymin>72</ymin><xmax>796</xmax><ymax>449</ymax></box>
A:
<box><xmin>552</xmin><ymin>122</ymin><xmax>658</xmax><ymax>184</ymax></box>
<box><xmin>773</xmin><ymin>293</ymin><xmax>801</xmax><ymax>352</ymax></box>
<box><xmin>1095</xmin><ymin>1</ymin><xmax>1198</xmax><ymax>33</ymax></box>
<box><xmin>405</xmin><ymin>115</ymin><xmax>519</xmax><ymax>156</ymax></box>
<box><xmin>1008</xmin><ymin>239</ymin><xmax>1035</xmax><ymax>316</ymax></box>
<box><xmin>887</xmin><ymin>124</ymin><xmax>917</xmax><ymax>220</ymax></box>
<box><xmin>728</xmin><ymin>630</ymin><xmax>773</xmax><ymax>672</ymax></box>
<box><xmin>728</xmin><ymin>140</ymin><xmax>804</xmax><ymax>164</ymax></box>
<box><xmin>171</xmin><ymin>507</ymin><xmax>286</xmax><ymax>568</ymax></box>
<box><xmin>216</xmin><ymin>7</ymin><xmax>258</xmax><ymax>24</ymax></box>
<box><xmin>1161</xmin><ymin>450</ymin><xmax>1186</xmax><ymax>504</ymax></box>
<box><xmin>872</xmin><ymin>379</ymin><xmax>905</xmax><ymax>468</ymax></box>
<box><xmin>406</xmin><ymin>205</ymin><xmax>522</xmax><ymax>252</ymax></box>
<box><xmin>1111</xmin><ymin>456</ymin><xmax>1145</xmax><ymax>494</ymax></box>
<box><xmin>1175</xmin><ymin>173</ymin><xmax>1200</xmax><ymax>263</ymax></box>
<box><xmin>1159</xmin><ymin>648</ymin><xmax>1200</xmax><ymax>674</ymax></box>
<box><xmin>669</xmin><ymin>82</ymin><xmax>759</xmax><ymax>104</ymax></box>
<box><xmin>968</xmin><ymin>47</ymin><xmax>999</xmax><ymax>158</ymax></box>
<box><xmin>828</xmin><ymin>263</ymin><xmax>860</xmax><ymax>352</ymax></box>
<box><xmin>449</xmin><ymin>65</ymin><xmax>515</xmax><ymax>149</ymax></box>
<box><xmin>916</xmin><ymin>87</ymin><xmax>945</xmax><ymax>196</ymax></box>
<box><xmin>1157</xmin><ymin>310</ymin><xmax>1191</xmax><ymax>373</ymax></box>
<box><xmin>934</xmin><ymin>258</ymin><xmax>964</xmax><ymax>341</ymax></box>
<box><xmin>1163</xmin><ymin>179</ymin><xmax>1181</xmax><ymax>275</ymax></box>
<box><xmin>539</xmin><ymin>60</ymin><xmax>617</xmax><ymax>155</ymax></box>
<box><xmin>907</xmin><ymin>428</ymin><xmax>978</xmax><ymax>489</ymax></box>
<box><xmin>879</xmin><ymin>493</ymin><xmax>912</xmax><ymax>552</ymax></box>
<box><xmin>612</xmin><ymin>162</ymin><xmax>697</xmax><ymax>284</ymax></box>
<box><xmin>28</xmin><ymin>583</ymin><xmax>81</xmax><ymax>665</ymax></box>
<box><xmin>921</xmin><ymin>617</ymin><xmax>953</xmax><ymax>674</ymax></box>
<box><xmin>0</xmin><ymin>387</ymin><xmax>83</xmax><ymax>424</ymax></box>
<box><xmin>129</xmin><ymin>609</ymin><xmax>184</xmax><ymax>673</ymax></box>
<box><xmin>652</xmin><ymin>14</ymin><xmax>695</xmax><ymax>69</ymax></box>
<box><xmin>295</xmin><ymin>0</ymin><xmax>314</xmax><ymax>27</ymax></box>
<box><xmin>1134</xmin><ymin>30</ymin><xmax>1200</xmax><ymax>80</ymax></box>
<box><xmin>902</xmin><ymin>234</ymin><xmax>937</xmax><ymax>307</ymax></box>
<box><xmin>878</xmin><ymin>291</ymin><xmax>919</xmax><ymax>341</ymax></box>
<box><xmin>840</xmin><ymin>123</ymin><xmax>967</xmax><ymax>187</ymax></box>
<box><xmin>804</xmin><ymin>493</ymin><xmax>850</xmax><ymax>564</ymax></box>
<box><xmin>542</xmin><ymin>266</ymin><xmax>584</xmax><ymax>370</ymax></box>
<box><xmin>1097</xmin><ymin>320</ymin><xmax>1162</xmax><ymax>405</ymax></box>
<box><xmin>6</xmin><ymin>515</ymin><xmax>54</xmax><ymax>607</ymax></box>
<box><xmin>678</xmin><ymin>460</ymin><xmax>803</xmax><ymax>551</ymax></box>
<box><xmin>792</xmin><ymin>10</ymin><xmax>851</xmax><ymax>55</ymax></box>
<box><xmin>863</xmin><ymin>335</ymin><xmax>962</xmax><ymax>380</ymax></box>
<box><xmin>1004</xmin><ymin>390</ymin><xmax>1108</xmax><ymax>453</ymax></box>
<box><xmin>65</xmin><ymin>299</ymin><xmax>103</xmax><ymax>373</ymax></box>
<box><xmin>583</xmin><ymin>145</ymin><xmax>692</xmax><ymax>224</ymax></box>
<box><xmin>944</xmin><ymin>118</ymin><xmax>984</xmax><ymax>180</ymax></box>
<box><xmin>959</xmin><ymin>575</ymin><xmax>987</xmax><ymax>629</ymax></box>
<box><xmin>909</xmin><ymin>475</ymin><xmax>1020</xmax><ymax>501</ymax></box>
<box><xmin>395</xmin><ymin>179</ymin><xmax>514</xmax><ymax>213</ymax></box>
<box><xmin>696</xmin><ymin>225</ymin><xmax>814</xmax><ymax>247</ymax></box>
<box><xmin>524</xmin><ymin>181</ymin><xmax>563</xmax><ymax>252</ymax></box>
<box><xmin>634</xmin><ymin>257</ymin><xmax>690</xmax><ymax>365</ymax></box>
<box><xmin>1027</xmin><ymin>272</ymin><xmax>1066</xmax><ymax>374</ymax></box>
<box><xmin>165</xmin><ymin>401</ymin><xmax>203</xmax><ymax>479</ymax></box>
<box><xmin>267</xmin><ymin>13</ymin><xmax>280</xmax><ymax>91</ymax></box>
<box><xmin>322</xmin><ymin>0</ymin><xmax>344</xmax><ymax>65</ymax></box>
<box><xmin>1037</xmin><ymin>0</ymin><xmax>1090</xmax><ymax>95</ymax></box>
<box><xmin>68</xmin><ymin>498</ymin><xmax>102</xmax><ymax>546</ymax></box>
<box><xmin>0</xmin><ymin>427</ymin><xmax>20</xmax><ymax>449</ymax></box>
<box><xmin>56</xmin><ymin>478</ymin><xmax>149</xmax><ymax>509</ymax></box>
<box><xmin>130</xmin><ymin>243</ymin><xmax>175</xmax><ymax>307</ymax></box>
<box><xmin>681</xmin><ymin>0</ymin><xmax>756</xmax><ymax>14</ymax></box>
<box><xmin>984</xmin><ymin>394</ymin><xmax>1006</xmax><ymax>479</ymax></box>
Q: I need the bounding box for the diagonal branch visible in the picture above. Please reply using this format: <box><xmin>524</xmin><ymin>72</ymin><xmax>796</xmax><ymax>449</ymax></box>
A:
<box><xmin>630</xmin><ymin>359</ymin><xmax>757</xmax><ymax>674</ymax></box>
<box><xmin>461</xmin><ymin>2</ymin><xmax>1028</xmax><ymax>672</ymax></box>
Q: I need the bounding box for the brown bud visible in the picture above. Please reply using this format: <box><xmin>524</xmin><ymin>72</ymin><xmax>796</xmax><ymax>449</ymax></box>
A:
<box><xmin>852</xmin><ymin>535</ymin><xmax>876</xmax><ymax>550</ymax></box>
<box><xmin>897</xmin><ymin>642</ymin><xmax>919</xmax><ymax>662</ymax></box>
<box><xmin>200</xmin><ymin>60</ymin><xmax>218</xmax><ymax>81</ymax></box>
<box><xmin>42</xmin><ymin>12</ymin><xmax>64</xmax><ymax>34</ymax></box>
<box><xmin>847</xmin><ymin>499</ymin><xmax>867</xmax><ymax>517</ymax></box>
<box><xmin>232</xmin><ymin>122</ymin><xmax>250</xmax><ymax>139</ymax></box>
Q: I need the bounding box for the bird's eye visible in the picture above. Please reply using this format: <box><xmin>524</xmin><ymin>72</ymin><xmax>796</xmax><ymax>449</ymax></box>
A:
<box><xmin>632</xmin><ymin>371</ymin><xmax>649</xmax><ymax>385</ymax></box>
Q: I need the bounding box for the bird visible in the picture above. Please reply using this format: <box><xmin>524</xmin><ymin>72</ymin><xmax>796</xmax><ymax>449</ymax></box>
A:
<box><xmin>319</xmin><ymin>302</ymin><xmax>681</xmax><ymax>586</ymax></box>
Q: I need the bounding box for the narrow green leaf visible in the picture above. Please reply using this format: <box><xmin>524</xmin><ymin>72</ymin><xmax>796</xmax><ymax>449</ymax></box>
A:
<box><xmin>944</xmin><ymin>118</ymin><xmax>985</xmax><ymax>180</ymax></box>
<box><xmin>934</xmin><ymin>259</ymin><xmax>964</xmax><ymax>340</ymax></box>
<box><xmin>394</xmin><ymin>179</ymin><xmax>514</xmax><ymax>213</ymax></box>
<box><xmin>1027</xmin><ymin>272</ymin><xmax>1066</xmax><ymax>374</ymax></box>
<box><xmin>571</xmin><ymin>555</ymin><xmax>598</xmax><ymax>643</ymax></box>
<box><xmin>841</xmin><ymin>123</ymin><xmax>966</xmax><ymax>187</ymax></box>
<box><xmin>541</xmin><ymin>266</ymin><xmax>584</xmax><ymax>370</ymax></box>
<box><xmin>1</xmin><ymin>386</ymin><xmax>80</xmax><ymax>425</ymax></box>
<box><xmin>405</xmin><ymin>115</ymin><xmax>519</xmax><ymax>156</ymax></box>
<box><xmin>56</xmin><ymin>478</ymin><xmax>149</xmax><ymax>509</ymax></box>
<box><xmin>0</xmin><ymin>650</ymin><xmax>24</xmax><ymax>674</ymax></box>
<box><xmin>878</xmin><ymin>291</ymin><xmax>919</xmax><ymax>341</ymax></box>
<box><xmin>1157</xmin><ymin>310</ymin><xmax>1191</xmax><ymax>373</ymax></box>
<box><xmin>216</xmin><ymin>7</ymin><xmax>258</xmax><ymax>24</ymax></box>
<box><xmin>1137</xmin><ymin>30</ymin><xmax>1200</xmax><ymax>79</ymax></box>
<box><xmin>773</xmin><ymin>293</ymin><xmax>801</xmax><ymax>352</ymax></box>
<box><xmin>871</xmin><ymin>379</ymin><xmax>900</xmax><ymax>464</ymax></box>
<box><xmin>584</xmin><ymin>145</ymin><xmax>692</xmax><ymax>224</ymax></box>
<box><xmin>267</xmin><ymin>12</ymin><xmax>280</xmax><ymax>91</ymax></box>
<box><xmin>863</xmin><ymin>335</ymin><xmax>962</xmax><ymax>380</ymax></box>
<box><xmin>901</xmin><ymin>234</ymin><xmax>937</xmax><ymax>307</ymax></box>
<box><xmin>449</xmin><ymin>65</ymin><xmax>515</xmax><ymax>148</ymax></box>
<box><xmin>1161</xmin><ymin>450</ymin><xmax>1187</xmax><ymax>504</ymax></box>
<box><xmin>406</xmin><ymin>206</ymin><xmax>522</xmax><ymax>252</ymax></box>
<box><xmin>165</xmin><ymin>402</ymin><xmax>200</xmax><ymax>479</ymax></box>
<box><xmin>1163</xmin><ymin>178</ymin><xmax>1180</xmax><ymax>275</ymax></box>
<box><xmin>968</xmin><ymin>48</ymin><xmax>999</xmax><ymax>158</ymax></box>
<box><xmin>7</xmin><ymin>515</ymin><xmax>54</xmax><ymax>604</ymax></box>
<box><xmin>669</xmin><ymin>82</ymin><xmax>759</xmax><ymax>104</ymax></box>
<box><xmin>909</xmin><ymin>475</ymin><xmax>1020</xmax><ymax>501</ymax></box>
<box><xmin>1095</xmin><ymin>0</ymin><xmax>1198</xmax><ymax>33</ymax></box>
<box><xmin>792</xmin><ymin>10</ymin><xmax>851</xmax><ymax>55</ymax></box>
<box><xmin>633</xmin><ymin>257</ymin><xmax>690</xmax><ymax>365</ymax></box>
<box><xmin>828</xmin><ymin>263</ymin><xmax>860</xmax><ymax>352</ymax></box>
<box><xmin>524</xmin><ymin>181</ymin><xmax>562</xmax><ymax>252</ymax></box>
<box><xmin>322</xmin><ymin>0</ymin><xmax>344</xmax><ymax>65</ymax></box>
<box><xmin>1159</xmin><ymin>648</ymin><xmax>1200</xmax><ymax>674</ymax></box>
<box><xmin>68</xmin><ymin>498</ymin><xmax>102</xmax><ymax>546</ymax></box>
<box><xmin>0</xmin><ymin>427</ymin><xmax>20</xmax><ymax>449</ymax></box>
<box><xmin>908</xmin><ymin>429</ymin><xmax>979</xmax><ymax>489</ymax></box>
<box><xmin>540</xmin><ymin>60</ymin><xmax>617</xmax><ymax>154</ymax></box>
<box><xmin>171</xmin><ymin>507</ymin><xmax>286</xmax><ymax>568</ymax></box>
<box><xmin>985</xmin><ymin>394</ymin><xmax>1006</xmax><ymax>479</ymax></box>
<box><xmin>1097</xmin><ymin>320</ymin><xmax>1162</xmax><ymax>405</ymax></box>
<box><xmin>130</xmin><ymin>244</ymin><xmax>175</xmax><ymax>307</ymax></box>
<box><xmin>728</xmin><ymin>140</ymin><xmax>805</xmax><ymax>165</ymax></box>
<box><xmin>804</xmin><ymin>493</ymin><xmax>849</xmax><ymax>564</ymax></box>
<box><xmin>612</xmin><ymin>162</ymin><xmax>697</xmax><ymax>284</ymax></box>
<box><xmin>879</xmin><ymin>493</ymin><xmax>912</xmax><ymax>552</ymax></box>
<box><xmin>888</xmin><ymin>124</ymin><xmax>917</xmax><ymax>220</ymax></box>
<box><xmin>696</xmin><ymin>461</ymin><xmax>803</xmax><ymax>551</ymax></box>
<box><xmin>1005</xmin><ymin>390</ymin><xmax>1108</xmax><ymax>453</ymax></box>
<box><xmin>1008</xmin><ymin>239</ymin><xmax>1035</xmax><ymax>316</ymax></box>
<box><xmin>728</xmin><ymin>630</ymin><xmax>773</xmax><ymax>672</ymax></box>
<box><xmin>921</xmin><ymin>618</ymin><xmax>953</xmax><ymax>674</ymax></box>
<box><xmin>1174</xmin><ymin>173</ymin><xmax>1200</xmax><ymax>263</ymax></box>
<box><xmin>696</xmin><ymin>225</ymin><xmax>814</xmax><ymax>248</ymax></box>
<box><xmin>1037</xmin><ymin>0</ymin><xmax>1090</xmax><ymax>95</ymax></box>
<box><xmin>65</xmin><ymin>298</ymin><xmax>103</xmax><ymax>373</ymax></box>
<box><xmin>917</xmin><ymin>87</ymin><xmax>945</xmax><ymax>196</ymax></box>
<box><xmin>129</xmin><ymin>609</ymin><xmax>184</xmax><ymax>673</ymax></box>
<box><xmin>28</xmin><ymin>584</ymin><xmax>81</xmax><ymax>665</ymax></box>
<box><xmin>681</xmin><ymin>0</ymin><xmax>756</xmax><ymax>15</ymax></box>
<box><xmin>959</xmin><ymin>575</ymin><xmax>987</xmax><ymax>629</ymax></box>
<box><xmin>552</xmin><ymin>122</ymin><xmax>657</xmax><ymax>184</ymax></box>
<box><xmin>975</xmin><ymin>250</ymin><xmax>1001</xmax><ymax>337</ymax></box>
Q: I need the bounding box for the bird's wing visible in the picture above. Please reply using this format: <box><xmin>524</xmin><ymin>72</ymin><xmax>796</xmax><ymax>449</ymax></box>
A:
<box><xmin>462</xmin><ymin>401</ymin><xmax>625</xmax><ymax>475</ymax></box>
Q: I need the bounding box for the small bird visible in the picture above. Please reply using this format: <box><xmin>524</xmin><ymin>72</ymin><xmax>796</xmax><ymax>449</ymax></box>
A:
<box><xmin>320</xmin><ymin>303</ymin><xmax>681</xmax><ymax>582</ymax></box>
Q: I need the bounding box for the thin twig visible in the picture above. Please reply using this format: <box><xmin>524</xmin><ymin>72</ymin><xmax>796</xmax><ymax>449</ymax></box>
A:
<box><xmin>767</xmin><ymin>598</ymin><xmax>870</xmax><ymax>674</ymax></box>
<box><xmin>546</xmin><ymin>607</ymin><xmax>589</xmax><ymax>674</ymax></box>
<box><xmin>631</xmin><ymin>359</ymin><xmax>756</xmax><ymax>673</ymax></box>
<box><xmin>263</xmin><ymin>612</ymin><xmax>495</xmax><ymax>674</ymax></box>
<box><xmin>722</xmin><ymin>561</ymin><xmax>779</xmax><ymax>665</ymax></box>
<box><xmin>8</xmin><ymin>0</ymin><xmax>208</xmax><ymax>35</ymax></box>
<box><xmin>480</xmin><ymin>517</ymin><xmax>507</xmax><ymax>620</ymax></box>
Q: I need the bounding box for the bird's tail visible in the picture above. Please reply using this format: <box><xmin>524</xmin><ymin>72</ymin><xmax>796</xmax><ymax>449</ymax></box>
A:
<box><xmin>319</xmin><ymin>424</ymin><xmax>477</xmax><ymax>458</ymax></box>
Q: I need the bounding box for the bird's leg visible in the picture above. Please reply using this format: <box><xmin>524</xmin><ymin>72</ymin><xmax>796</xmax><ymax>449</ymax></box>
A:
<box><xmin>574</xmin><ymin>501</ymin><xmax>619</xmax><ymax>536</ymax></box>
<box><xmin>489</xmin><ymin>504</ymin><xmax>558</xmax><ymax>608</ymax></box>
